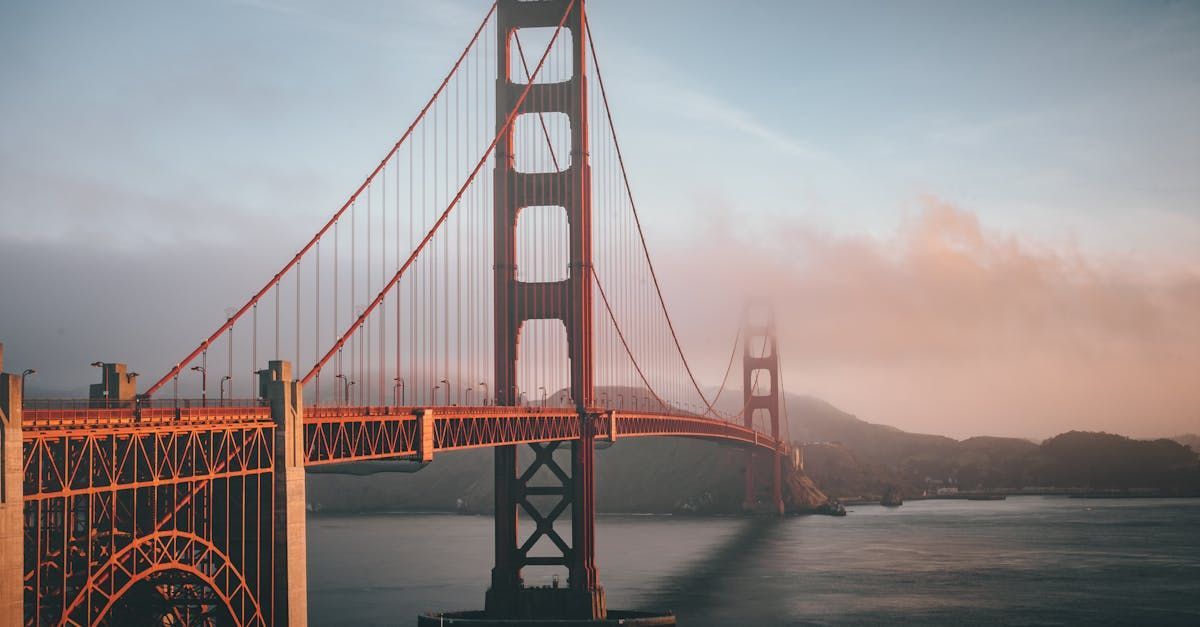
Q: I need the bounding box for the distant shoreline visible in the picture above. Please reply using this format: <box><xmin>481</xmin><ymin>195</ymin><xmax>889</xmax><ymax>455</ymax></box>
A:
<box><xmin>841</xmin><ymin>491</ymin><xmax>1200</xmax><ymax>506</ymax></box>
<box><xmin>307</xmin><ymin>493</ymin><xmax>1200</xmax><ymax>518</ymax></box>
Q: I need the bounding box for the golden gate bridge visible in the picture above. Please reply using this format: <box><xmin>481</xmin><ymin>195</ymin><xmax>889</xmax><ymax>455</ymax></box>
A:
<box><xmin>0</xmin><ymin>1</ymin><xmax>798</xmax><ymax>624</ymax></box>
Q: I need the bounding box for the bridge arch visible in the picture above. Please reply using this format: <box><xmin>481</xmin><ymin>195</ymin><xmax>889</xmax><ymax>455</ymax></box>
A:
<box><xmin>62</xmin><ymin>530</ymin><xmax>265</xmax><ymax>627</ymax></box>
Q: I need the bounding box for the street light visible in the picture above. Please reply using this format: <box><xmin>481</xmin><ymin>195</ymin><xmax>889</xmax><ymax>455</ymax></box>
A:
<box><xmin>479</xmin><ymin>382</ymin><xmax>489</xmax><ymax>405</ymax></box>
<box><xmin>394</xmin><ymin>377</ymin><xmax>405</xmax><ymax>406</ymax></box>
<box><xmin>20</xmin><ymin>369</ymin><xmax>35</xmax><ymax>398</ymax></box>
<box><xmin>439</xmin><ymin>378</ymin><xmax>450</xmax><ymax>405</ymax></box>
<box><xmin>126</xmin><ymin>372</ymin><xmax>138</xmax><ymax>408</ymax></box>
<box><xmin>335</xmin><ymin>374</ymin><xmax>349</xmax><ymax>406</ymax></box>
<box><xmin>190</xmin><ymin>366</ymin><xmax>207</xmax><ymax>407</ymax></box>
<box><xmin>538</xmin><ymin>386</ymin><xmax>547</xmax><ymax>407</ymax></box>
<box><xmin>219</xmin><ymin>375</ymin><xmax>232</xmax><ymax>404</ymax></box>
<box><xmin>465</xmin><ymin>386</ymin><xmax>475</xmax><ymax>405</ymax></box>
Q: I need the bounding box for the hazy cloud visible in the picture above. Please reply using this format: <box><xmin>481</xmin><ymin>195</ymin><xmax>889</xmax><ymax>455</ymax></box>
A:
<box><xmin>657</xmin><ymin>196</ymin><xmax>1200</xmax><ymax>439</ymax></box>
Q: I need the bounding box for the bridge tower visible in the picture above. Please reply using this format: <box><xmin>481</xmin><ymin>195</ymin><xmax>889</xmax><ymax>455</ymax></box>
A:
<box><xmin>488</xmin><ymin>0</ymin><xmax>603</xmax><ymax>620</ymax></box>
<box><xmin>743</xmin><ymin>306</ymin><xmax>784</xmax><ymax>516</ymax></box>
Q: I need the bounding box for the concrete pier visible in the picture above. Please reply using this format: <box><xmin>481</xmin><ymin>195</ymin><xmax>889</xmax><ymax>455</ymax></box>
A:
<box><xmin>265</xmin><ymin>360</ymin><xmax>309</xmax><ymax>626</ymax></box>
<box><xmin>0</xmin><ymin>343</ymin><xmax>24</xmax><ymax>625</ymax></box>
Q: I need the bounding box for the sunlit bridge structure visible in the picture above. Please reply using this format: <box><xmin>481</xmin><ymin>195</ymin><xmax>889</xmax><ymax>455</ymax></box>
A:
<box><xmin>0</xmin><ymin>1</ymin><xmax>798</xmax><ymax>624</ymax></box>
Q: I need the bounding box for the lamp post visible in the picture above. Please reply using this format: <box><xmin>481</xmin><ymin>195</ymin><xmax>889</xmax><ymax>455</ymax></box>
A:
<box><xmin>431</xmin><ymin>384</ymin><xmax>440</xmax><ymax>406</ymax></box>
<box><xmin>126</xmin><ymin>372</ymin><xmax>138</xmax><ymax>408</ymax></box>
<box><xmin>465</xmin><ymin>386</ymin><xmax>475</xmax><ymax>405</ymax></box>
<box><xmin>478</xmin><ymin>382</ymin><xmax>489</xmax><ymax>406</ymax></box>
<box><xmin>219</xmin><ymin>375</ymin><xmax>232</xmax><ymax>404</ymax></box>
<box><xmin>335</xmin><ymin>373</ymin><xmax>348</xmax><ymax>405</ymax></box>
<box><xmin>439</xmin><ymin>378</ymin><xmax>449</xmax><ymax>405</ymax></box>
<box><xmin>20</xmin><ymin>368</ymin><xmax>35</xmax><ymax>398</ymax></box>
<box><xmin>91</xmin><ymin>361</ymin><xmax>108</xmax><ymax>407</ymax></box>
<box><xmin>190</xmin><ymin>365</ymin><xmax>207</xmax><ymax>407</ymax></box>
<box><xmin>538</xmin><ymin>386</ymin><xmax>547</xmax><ymax>407</ymax></box>
<box><xmin>394</xmin><ymin>377</ymin><xmax>405</xmax><ymax>406</ymax></box>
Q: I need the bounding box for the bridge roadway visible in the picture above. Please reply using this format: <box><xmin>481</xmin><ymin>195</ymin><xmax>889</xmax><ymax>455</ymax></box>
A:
<box><xmin>22</xmin><ymin>403</ymin><xmax>784</xmax><ymax>478</ymax></box>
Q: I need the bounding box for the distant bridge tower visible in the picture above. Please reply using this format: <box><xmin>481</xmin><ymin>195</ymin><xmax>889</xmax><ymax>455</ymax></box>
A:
<box><xmin>743</xmin><ymin>305</ymin><xmax>784</xmax><ymax>515</ymax></box>
<box><xmin>489</xmin><ymin>0</ymin><xmax>603</xmax><ymax>620</ymax></box>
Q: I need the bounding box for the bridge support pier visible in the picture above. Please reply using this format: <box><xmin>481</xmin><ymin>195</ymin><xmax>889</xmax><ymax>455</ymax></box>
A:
<box><xmin>485</xmin><ymin>428</ymin><xmax>606</xmax><ymax>620</ymax></box>
<box><xmin>0</xmin><ymin>346</ymin><xmax>24</xmax><ymax>626</ymax></box>
<box><xmin>265</xmin><ymin>360</ymin><xmax>309</xmax><ymax>626</ymax></box>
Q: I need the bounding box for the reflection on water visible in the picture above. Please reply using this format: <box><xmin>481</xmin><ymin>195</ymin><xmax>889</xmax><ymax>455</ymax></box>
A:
<box><xmin>308</xmin><ymin>497</ymin><xmax>1200</xmax><ymax>625</ymax></box>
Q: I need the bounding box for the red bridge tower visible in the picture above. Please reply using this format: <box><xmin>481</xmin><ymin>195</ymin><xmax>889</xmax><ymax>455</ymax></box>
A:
<box><xmin>743</xmin><ymin>306</ymin><xmax>785</xmax><ymax>515</ymax></box>
<box><xmin>488</xmin><ymin>0</ymin><xmax>602</xmax><ymax>620</ymax></box>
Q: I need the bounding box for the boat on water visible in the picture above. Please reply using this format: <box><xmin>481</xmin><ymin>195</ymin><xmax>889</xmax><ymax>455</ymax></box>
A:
<box><xmin>816</xmin><ymin>499</ymin><xmax>847</xmax><ymax>516</ymax></box>
<box><xmin>880</xmin><ymin>486</ymin><xmax>903</xmax><ymax>507</ymax></box>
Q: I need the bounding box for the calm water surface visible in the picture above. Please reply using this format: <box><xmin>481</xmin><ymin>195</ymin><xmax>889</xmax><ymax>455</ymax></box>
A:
<box><xmin>307</xmin><ymin>497</ymin><xmax>1200</xmax><ymax>625</ymax></box>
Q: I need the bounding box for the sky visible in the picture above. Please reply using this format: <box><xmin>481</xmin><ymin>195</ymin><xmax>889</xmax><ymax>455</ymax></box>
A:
<box><xmin>1</xmin><ymin>0</ymin><xmax>1197</xmax><ymax>439</ymax></box>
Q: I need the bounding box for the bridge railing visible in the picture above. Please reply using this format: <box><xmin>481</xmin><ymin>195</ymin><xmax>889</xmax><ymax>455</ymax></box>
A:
<box><xmin>21</xmin><ymin>398</ymin><xmax>268</xmax><ymax>431</ymax></box>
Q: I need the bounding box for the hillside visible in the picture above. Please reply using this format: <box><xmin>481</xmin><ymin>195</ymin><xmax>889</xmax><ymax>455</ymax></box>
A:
<box><xmin>790</xmin><ymin>398</ymin><xmax>1200</xmax><ymax>499</ymax></box>
<box><xmin>784</xmin><ymin>395</ymin><xmax>962</xmax><ymax>467</ymax></box>
<box><xmin>1174</xmin><ymin>433</ymin><xmax>1200</xmax><ymax>452</ymax></box>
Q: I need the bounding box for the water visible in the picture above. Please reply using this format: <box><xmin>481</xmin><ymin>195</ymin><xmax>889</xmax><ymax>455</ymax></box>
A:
<box><xmin>307</xmin><ymin>497</ymin><xmax>1200</xmax><ymax>625</ymax></box>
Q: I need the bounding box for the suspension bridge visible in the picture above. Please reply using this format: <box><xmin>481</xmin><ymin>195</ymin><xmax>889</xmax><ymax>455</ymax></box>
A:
<box><xmin>0</xmin><ymin>1</ymin><xmax>799</xmax><ymax>624</ymax></box>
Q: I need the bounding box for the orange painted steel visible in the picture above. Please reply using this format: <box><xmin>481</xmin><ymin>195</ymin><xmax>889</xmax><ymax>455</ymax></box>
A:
<box><xmin>302</xmin><ymin>405</ymin><xmax>784</xmax><ymax>465</ymax></box>
<box><xmin>64</xmin><ymin>531</ymin><xmax>266</xmax><ymax>627</ymax></box>
<box><xmin>20</xmin><ymin>403</ymin><xmax>783</xmax><ymax>625</ymax></box>
<box><xmin>22</xmin><ymin>410</ymin><xmax>276</xmax><ymax>626</ymax></box>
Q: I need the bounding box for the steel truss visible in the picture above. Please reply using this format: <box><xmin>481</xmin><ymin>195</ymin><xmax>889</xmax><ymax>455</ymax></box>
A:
<box><xmin>22</xmin><ymin>413</ymin><xmax>275</xmax><ymax>626</ymax></box>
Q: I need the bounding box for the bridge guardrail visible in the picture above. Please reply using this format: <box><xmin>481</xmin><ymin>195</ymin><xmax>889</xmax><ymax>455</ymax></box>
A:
<box><xmin>21</xmin><ymin>398</ymin><xmax>270</xmax><ymax>430</ymax></box>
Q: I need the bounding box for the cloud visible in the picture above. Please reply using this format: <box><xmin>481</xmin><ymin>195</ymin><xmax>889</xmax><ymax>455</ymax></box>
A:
<box><xmin>655</xmin><ymin>196</ymin><xmax>1200</xmax><ymax>439</ymax></box>
<box><xmin>596</xmin><ymin>37</ymin><xmax>833</xmax><ymax>166</ymax></box>
<box><xmin>675</xmin><ymin>86</ymin><xmax>829</xmax><ymax>162</ymax></box>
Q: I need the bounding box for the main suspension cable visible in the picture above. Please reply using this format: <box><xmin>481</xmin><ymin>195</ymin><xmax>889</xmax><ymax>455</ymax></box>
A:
<box><xmin>302</xmin><ymin>0</ymin><xmax>578</xmax><ymax>385</ymax></box>
<box><xmin>586</xmin><ymin>17</ymin><xmax>729</xmax><ymax>418</ymax></box>
<box><xmin>143</xmin><ymin>1</ymin><xmax>500</xmax><ymax>398</ymax></box>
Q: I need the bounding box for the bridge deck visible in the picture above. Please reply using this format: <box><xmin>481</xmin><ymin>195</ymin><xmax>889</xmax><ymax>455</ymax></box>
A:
<box><xmin>22</xmin><ymin>404</ymin><xmax>783</xmax><ymax>470</ymax></box>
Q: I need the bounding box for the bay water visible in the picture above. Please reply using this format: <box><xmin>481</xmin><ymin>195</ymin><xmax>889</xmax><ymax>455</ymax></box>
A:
<box><xmin>307</xmin><ymin>496</ymin><xmax>1200</xmax><ymax>625</ymax></box>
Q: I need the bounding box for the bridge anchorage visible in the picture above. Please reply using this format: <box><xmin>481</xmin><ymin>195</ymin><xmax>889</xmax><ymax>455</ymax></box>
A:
<box><xmin>3</xmin><ymin>0</ymin><xmax>803</xmax><ymax>624</ymax></box>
